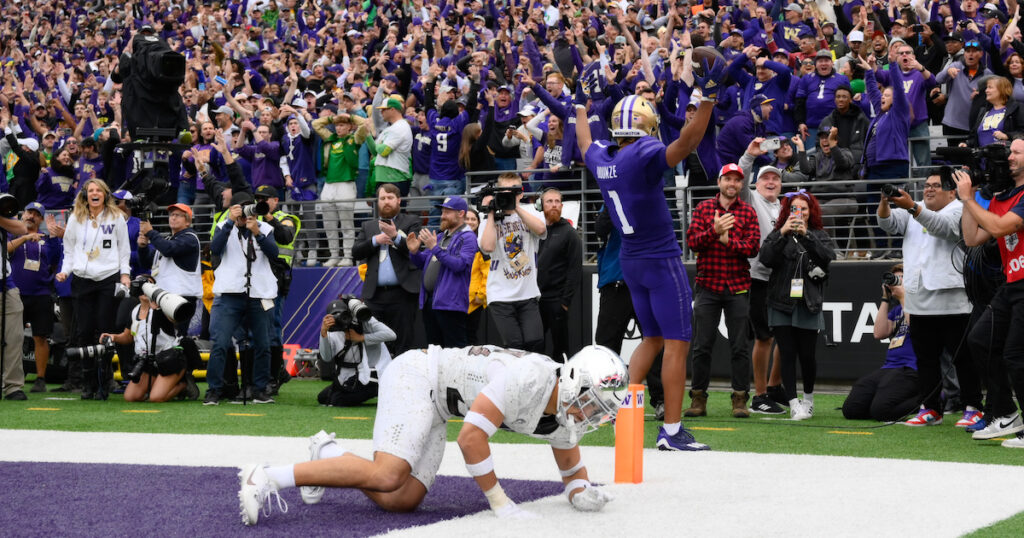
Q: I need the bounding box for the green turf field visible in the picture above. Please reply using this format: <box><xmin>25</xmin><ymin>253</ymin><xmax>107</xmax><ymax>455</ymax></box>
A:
<box><xmin>3</xmin><ymin>378</ymin><xmax>1023</xmax><ymax>467</ymax></box>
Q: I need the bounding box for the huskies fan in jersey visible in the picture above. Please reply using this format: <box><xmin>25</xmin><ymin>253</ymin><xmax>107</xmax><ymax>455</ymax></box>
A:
<box><xmin>957</xmin><ymin>142</ymin><xmax>1024</xmax><ymax>448</ymax></box>
<box><xmin>237</xmin><ymin>345</ymin><xmax>627</xmax><ymax>525</ymax></box>
<box><xmin>574</xmin><ymin>58</ymin><xmax>727</xmax><ymax>452</ymax></box>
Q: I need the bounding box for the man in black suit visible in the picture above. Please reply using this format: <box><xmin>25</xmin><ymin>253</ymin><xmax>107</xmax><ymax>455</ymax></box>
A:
<box><xmin>352</xmin><ymin>183</ymin><xmax>422</xmax><ymax>355</ymax></box>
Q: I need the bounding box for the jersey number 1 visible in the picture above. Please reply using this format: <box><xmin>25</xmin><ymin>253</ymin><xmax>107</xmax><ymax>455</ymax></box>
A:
<box><xmin>607</xmin><ymin>190</ymin><xmax>635</xmax><ymax>235</ymax></box>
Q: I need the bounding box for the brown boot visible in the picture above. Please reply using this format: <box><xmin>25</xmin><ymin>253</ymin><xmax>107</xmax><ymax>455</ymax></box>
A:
<box><xmin>683</xmin><ymin>390</ymin><xmax>708</xmax><ymax>417</ymax></box>
<box><xmin>731</xmin><ymin>391</ymin><xmax>751</xmax><ymax>418</ymax></box>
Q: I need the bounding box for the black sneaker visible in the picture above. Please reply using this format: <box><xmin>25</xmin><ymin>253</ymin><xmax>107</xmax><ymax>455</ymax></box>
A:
<box><xmin>767</xmin><ymin>385</ymin><xmax>789</xmax><ymax>407</ymax></box>
<box><xmin>51</xmin><ymin>382</ymin><xmax>82</xmax><ymax>393</ymax></box>
<box><xmin>183</xmin><ymin>374</ymin><xmax>200</xmax><ymax>401</ymax></box>
<box><xmin>654</xmin><ymin>402</ymin><xmax>665</xmax><ymax>421</ymax></box>
<box><xmin>750</xmin><ymin>394</ymin><xmax>786</xmax><ymax>414</ymax></box>
<box><xmin>230</xmin><ymin>386</ymin><xmax>254</xmax><ymax>404</ymax></box>
<box><xmin>30</xmin><ymin>378</ymin><xmax>47</xmax><ymax>393</ymax></box>
<box><xmin>252</xmin><ymin>390</ymin><xmax>275</xmax><ymax>404</ymax></box>
<box><xmin>5</xmin><ymin>390</ymin><xmax>27</xmax><ymax>401</ymax></box>
<box><xmin>203</xmin><ymin>391</ymin><xmax>221</xmax><ymax>406</ymax></box>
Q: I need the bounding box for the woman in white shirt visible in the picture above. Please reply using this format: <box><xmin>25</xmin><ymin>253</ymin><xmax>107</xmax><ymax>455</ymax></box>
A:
<box><xmin>56</xmin><ymin>179</ymin><xmax>132</xmax><ymax>400</ymax></box>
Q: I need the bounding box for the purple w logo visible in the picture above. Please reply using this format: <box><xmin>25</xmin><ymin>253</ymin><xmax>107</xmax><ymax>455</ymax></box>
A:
<box><xmin>99</xmin><ymin>224</ymin><xmax>115</xmax><ymax>234</ymax></box>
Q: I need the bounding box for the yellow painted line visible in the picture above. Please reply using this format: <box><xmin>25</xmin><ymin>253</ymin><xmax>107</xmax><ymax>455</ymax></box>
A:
<box><xmin>225</xmin><ymin>413</ymin><xmax>265</xmax><ymax>417</ymax></box>
<box><xmin>333</xmin><ymin>416</ymin><xmax>371</xmax><ymax>420</ymax></box>
<box><xmin>828</xmin><ymin>431</ymin><xmax>873</xmax><ymax>435</ymax></box>
<box><xmin>122</xmin><ymin>409</ymin><xmax>161</xmax><ymax>414</ymax></box>
<box><xmin>692</xmin><ymin>427</ymin><xmax>736</xmax><ymax>432</ymax></box>
<box><xmin>450</xmin><ymin>419</ymin><xmax>463</xmax><ymax>423</ymax></box>
<box><xmin>27</xmin><ymin>407</ymin><xmax>60</xmax><ymax>411</ymax></box>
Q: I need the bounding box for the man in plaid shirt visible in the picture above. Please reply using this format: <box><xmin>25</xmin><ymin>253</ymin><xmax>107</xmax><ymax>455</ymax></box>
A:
<box><xmin>685</xmin><ymin>163</ymin><xmax>762</xmax><ymax>418</ymax></box>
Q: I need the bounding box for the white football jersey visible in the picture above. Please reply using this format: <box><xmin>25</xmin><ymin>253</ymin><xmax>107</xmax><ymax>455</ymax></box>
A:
<box><xmin>428</xmin><ymin>345</ymin><xmax>574</xmax><ymax>448</ymax></box>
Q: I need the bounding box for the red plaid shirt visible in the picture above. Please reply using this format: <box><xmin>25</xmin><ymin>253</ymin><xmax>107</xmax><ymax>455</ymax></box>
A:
<box><xmin>686</xmin><ymin>194</ymin><xmax>761</xmax><ymax>294</ymax></box>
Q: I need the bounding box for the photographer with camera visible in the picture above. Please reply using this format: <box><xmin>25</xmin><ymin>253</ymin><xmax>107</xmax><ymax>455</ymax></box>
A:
<box><xmin>138</xmin><ymin>203</ymin><xmax>202</xmax><ymax>336</ymax></box>
<box><xmin>877</xmin><ymin>172</ymin><xmax>980</xmax><ymax>426</ymax></box>
<box><xmin>204</xmin><ymin>191</ymin><xmax>279</xmax><ymax>405</ymax></box>
<box><xmin>56</xmin><ymin>179</ymin><xmax>131</xmax><ymax>400</ymax></box>
<box><xmin>112</xmin><ymin>190</ymin><xmax>147</xmax><ymax>278</ymax></box>
<box><xmin>842</xmin><ymin>265</ymin><xmax>922</xmax><ymax>422</ymax></box>
<box><xmin>100</xmin><ymin>275</ymin><xmax>200</xmax><ymax>402</ymax></box>
<box><xmin>316</xmin><ymin>295</ymin><xmax>395</xmax><ymax>407</ymax></box>
<box><xmin>478</xmin><ymin>172</ymin><xmax>547</xmax><ymax>352</ymax></box>
<box><xmin>957</xmin><ymin>139</ymin><xmax>1024</xmax><ymax>446</ymax></box>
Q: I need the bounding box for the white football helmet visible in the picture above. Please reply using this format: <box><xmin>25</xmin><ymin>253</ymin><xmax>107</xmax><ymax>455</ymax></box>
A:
<box><xmin>557</xmin><ymin>345</ymin><xmax>629</xmax><ymax>444</ymax></box>
<box><xmin>610</xmin><ymin>95</ymin><xmax>659</xmax><ymax>138</ymax></box>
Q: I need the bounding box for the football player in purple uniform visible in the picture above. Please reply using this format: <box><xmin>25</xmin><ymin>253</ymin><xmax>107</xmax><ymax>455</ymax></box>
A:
<box><xmin>574</xmin><ymin>58</ymin><xmax>726</xmax><ymax>451</ymax></box>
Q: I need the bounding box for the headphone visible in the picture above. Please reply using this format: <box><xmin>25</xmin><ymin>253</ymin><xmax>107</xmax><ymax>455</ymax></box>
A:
<box><xmin>534</xmin><ymin>187</ymin><xmax>560</xmax><ymax>212</ymax></box>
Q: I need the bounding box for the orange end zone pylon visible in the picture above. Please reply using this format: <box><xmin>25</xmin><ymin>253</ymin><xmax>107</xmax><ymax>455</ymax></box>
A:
<box><xmin>614</xmin><ymin>384</ymin><xmax>645</xmax><ymax>483</ymax></box>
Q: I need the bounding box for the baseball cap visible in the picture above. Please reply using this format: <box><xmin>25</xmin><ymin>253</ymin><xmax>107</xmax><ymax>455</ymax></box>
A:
<box><xmin>944</xmin><ymin>32</ymin><xmax>965</xmax><ymax>42</ymax></box>
<box><xmin>167</xmin><ymin>203</ymin><xmax>193</xmax><ymax>218</ymax></box>
<box><xmin>756</xmin><ymin>166</ymin><xmax>782</xmax><ymax>181</ymax></box>
<box><xmin>112</xmin><ymin>189</ymin><xmax>134</xmax><ymax>200</ymax></box>
<box><xmin>213</xmin><ymin>105</ymin><xmax>234</xmax><ymax>116</ymax></box>
<box><xmin>439</xmin><ymin>196</ymin><xmax>468</xmax><ymax>212</ymax></box>
<box><xmin>42</xmin><ymin>131</ymin><xmax>57</xmax><ymax>139</ymax></box>
<box><xmin>376</xmin><ymin>95</ymin><xmax>404</xmax><ymax>112</ymax></box>
<box><xmin>24</xmin><ymin>202</ymin><xmax>46</xmax><ymax>215</ymax></box>
<box><xmin>231</xmin><ymin>191</ymin><xmax>255</xmax><ymax>205</ymax></box>
<box><xmin>254</xmin><ymin>185</ymin><xmax>278</xmax><ymax>199</ymax></box>
<box><xmin>848</xmin><ymin>30</ymin><xmax>864</xmax><ymax>43</ymax></box>
<box><xmin>517</xmin><ymin>105</ymin><xmax>536</xmax><ymax>116</ymax></box>
<box><xmin>383</xmin><ymin>74</ymin><xmax>399</xmax><ymax>84</ymax></box>
<box><xmin>785</xmin><ymin>3</ymin><xmax>803</xmax><ymax>12</ymax></box>
<box><xmin>719</xmin><ymin>163</ymin><xmax>744</xmax><ymax>178</ymax></box>
<box><xmin>749</xmin><ymin>94</ymin><xmax>776</xmax><ymax>108</ymax></box>
<box><xmin>815</xmin><ymin>49</ymin><xmax>833</xmax><ymax>60</ymax></box>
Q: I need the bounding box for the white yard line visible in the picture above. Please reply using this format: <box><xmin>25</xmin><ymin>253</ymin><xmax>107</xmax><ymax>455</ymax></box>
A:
<box><xmin>2</xmin><ymin>429</ymin><xmax>1022</xmax><ymax>537</ymax></box>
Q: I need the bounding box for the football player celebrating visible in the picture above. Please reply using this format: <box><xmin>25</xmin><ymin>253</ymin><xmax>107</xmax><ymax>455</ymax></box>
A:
<box><xmin>237</xmin><ymin>345</ymin><xmax>627</xmax><ymax>525</ymax></box>
<box><xmin>574</xmin><ymin>58</ymin><xmax>726</xmax><ymax>451</ymax></box>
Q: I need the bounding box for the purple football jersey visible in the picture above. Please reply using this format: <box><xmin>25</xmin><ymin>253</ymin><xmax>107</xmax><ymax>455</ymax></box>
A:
<box><xmin>586</xmin><ymin>136</ymin><xmax>679</xmax><ymax>258</ymax></box>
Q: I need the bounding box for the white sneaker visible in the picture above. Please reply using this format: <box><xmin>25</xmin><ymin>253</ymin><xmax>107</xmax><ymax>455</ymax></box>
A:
<box><xmin>972</xmin><ymin>412</ymin><xmax>1024</xmax><ymax>440</ymax></box>
<box><xmin>323</xmin><ymin>258</ymin><xmax>339</xmax><ymax>268</ymax></box>
<box><xmin>304</xmin><ymin>259</ymin><xmax>319</xmax><ymax>267</ymax></box>
<box><xmin>790</xmin><ymin>398</ymin><xmax>811</xmax><ymax>421</ymax></box>
<box><xmin>1002</xmin><ymin>431</ymin><xmax>1024</xmax><ymax>448</ymax></box>
<box><xmin>301</xmin><ymin>430</ymin><xmax>338</xmax><ymax>505</ymax></box>
<box><xmin>238</xmin><ymin>464</ymin><xmax>288</xmax><ymax>526</ymax></box>
<box><xmin>339</xmin><ymin>258</ymin><xmax>354</xmax><ymax>267</ymax></box>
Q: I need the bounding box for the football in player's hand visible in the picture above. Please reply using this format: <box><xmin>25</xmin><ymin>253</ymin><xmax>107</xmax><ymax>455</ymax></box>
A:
<box><xmin>690</xmin><ymin>46</ymin><xmax>725</xmax><ymax>77</ymax></box>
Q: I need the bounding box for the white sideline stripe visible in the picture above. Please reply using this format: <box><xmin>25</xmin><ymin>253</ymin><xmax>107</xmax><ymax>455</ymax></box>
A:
<box><xmin>3</xmin><ymin>429</ymin><xmax>1024</xmax><ymax>537</ymax></box>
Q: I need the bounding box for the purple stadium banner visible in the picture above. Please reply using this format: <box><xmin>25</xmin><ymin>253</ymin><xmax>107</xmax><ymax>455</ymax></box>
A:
<box><xmin>282</xmin><ymin>267</ymin><xmax>364</xmax><ymax>349</ymax></box>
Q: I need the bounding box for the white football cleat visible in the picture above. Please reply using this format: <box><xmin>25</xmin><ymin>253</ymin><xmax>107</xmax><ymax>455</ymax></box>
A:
<box><xmin>238</xmin><ymin>464</ymin><xmax>288</xmax><ymax>526</ymax></box>
<box><xmin>301</xmin><ymin>430</ymin><xmax>338</xmax><ymax>505</ymax></box>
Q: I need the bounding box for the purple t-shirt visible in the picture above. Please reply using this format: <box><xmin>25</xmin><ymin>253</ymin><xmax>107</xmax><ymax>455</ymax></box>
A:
<box><xmin>882</xmin><ymin>306</ymin><xmax>917</xmax><ymax>370</ymax></box>
<box><xmin>585</xmin><ymin>136</ymin><xmax>678</xmax><ymax>259</ymax></box>
<box><xmin>977</xmin><ymin>107</ymin><xmax>1006</xmax><ymax>147</ymax></box>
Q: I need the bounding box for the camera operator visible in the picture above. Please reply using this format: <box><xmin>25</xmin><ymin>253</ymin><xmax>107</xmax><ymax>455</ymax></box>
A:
<box><xmin>0</xmin><ymin>205</ymin><xmax>28</xmax><ymax>401</ymax></box>
<box><xmin>842</xmin><ymin>265</ymin><xmax>921</xmax><ymax>422</ymax></box>
<box><xmin>254</xmin><ymin>185</ymin><xmax>300</xmax><ymax>393</ymax></box>
<box><xmin>878</xmin><ymin>174</ymin><xmax>980</xmax><ymax>426</ymax></box>
<box><xmin>204</xmin><ymin>191</ymin><xmax>279</xmax><ymax>405</ymax></box>
<box><xmin>957</xmin><ymin>140</ymin><xmax>1024</xmax><ymax>445</ymax></box>
<box><xmin>138</xmin><ymin>203</ymin><xmax>202</xmax><ymax>336</ymax></box>
<box><xmin>478</xmin><ymin>172</ymin><xmax>547</xmax><ymax>352</ymax></box>
<box><xmin>56</xmin><ymin>179</ymin><xmax>131</xmax><ymax>400</ymax></box>
<box><xmin>316</xmin><ymin>296</ymin><xmax>396</xmax><ymax>407</ymax></box>
<box><xmin>101</xmin><ymin>276</ymin><xmax>200</xmax><ymax>402</ymax></box>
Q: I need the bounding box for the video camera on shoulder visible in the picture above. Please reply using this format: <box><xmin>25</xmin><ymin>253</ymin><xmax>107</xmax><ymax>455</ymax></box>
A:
<box><xmin>327</xmin><ymin>294</ymin><xmax>371</xmax><ymax>333</ymax></box>
<box><xmin>474</xmin><ymin>183</ymin><xmax>522</xmax><ymax>218</ymax></box>
<box><xmin>934</xmin><ymin>143</ymin><xmax>1013</xmax><ymax>199</ymax></box>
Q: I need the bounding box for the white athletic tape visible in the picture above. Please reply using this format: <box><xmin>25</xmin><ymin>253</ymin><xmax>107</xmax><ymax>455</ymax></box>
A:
<box><xmin>559</xmin><ymin>460</ymin><xmax>586</xmax><ymax>477</ymax></box>
<box><xmin>483</xmin><ymin>482</ymin><xmax>512</xmax><ymax>511</ymax></box>
<box><xmin>465</xmin><ymin>455</ymin><xmax>495</xmax><ymax>477</ymax></box>
<box><xmin>564</xmin><ymin>478</ymin><xmax>590</xmax><ymax>500</ymax></box>
<box><xmin>464</xmin><ymin>411</ymin><xmax>498</xmax><ymax>437</ymax></box>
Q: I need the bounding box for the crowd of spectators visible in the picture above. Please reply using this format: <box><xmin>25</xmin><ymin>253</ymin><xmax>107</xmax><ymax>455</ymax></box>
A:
<box><xmin>3</xmin><ymin>0</ymin><xmax>1024</xmax><ymax>448</ymax></box>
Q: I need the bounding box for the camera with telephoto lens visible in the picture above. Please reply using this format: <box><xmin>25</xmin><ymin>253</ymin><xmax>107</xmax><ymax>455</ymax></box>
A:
<box><xmin>882</xmin><ymin>272</ymin><xmax>902</xmax><ymax>307</ymax></box>
<box><xmin>0</xmin><ymin>193</ymin><xmax>19</xmax><ymax>218</ymax></box>
<box><xmin>934</xmin><ymin>144</ymin><xmax>1013</xmax><ymax>199</ymax></box>
<box><xmin>474</xmin><ymin>183</ymin><xmax>522</xmax><ymax>217</ymax></box>
<box><xmin>127</xmin><ymin>275</ymin><xmax>196</xmax><ymax>324</ymax></box>
<box><xmin>327</xmin><ymin>295</ymin><xmax>371</xmax><ymax>332</ymax></box>
<box><xmin>66</xmin><ymin>336</ymin><xmax>114</xmax><ymax>361</ymax></box>
<box><xmin>241</xmin><ymin>200</ymin><xmax>270</xmax><ymax>218</ymax></box>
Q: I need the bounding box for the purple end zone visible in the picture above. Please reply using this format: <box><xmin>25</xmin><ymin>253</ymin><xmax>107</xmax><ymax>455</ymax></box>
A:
<box><xmin>0</xmin><ymin>462</ymin><xmax>563</xmax><ymax>537</ymax></box>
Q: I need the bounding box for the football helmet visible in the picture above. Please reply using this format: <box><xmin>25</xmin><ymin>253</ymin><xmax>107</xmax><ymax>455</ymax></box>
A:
<box><xmin>557</xmin><ymin>345</ymin><xmax>629</xmax><ymax>444</ymax></box>
<box><xmin>610</xmin><ymin>95</ymin><xmax>659</xmax><ymax>138</ymax></box>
